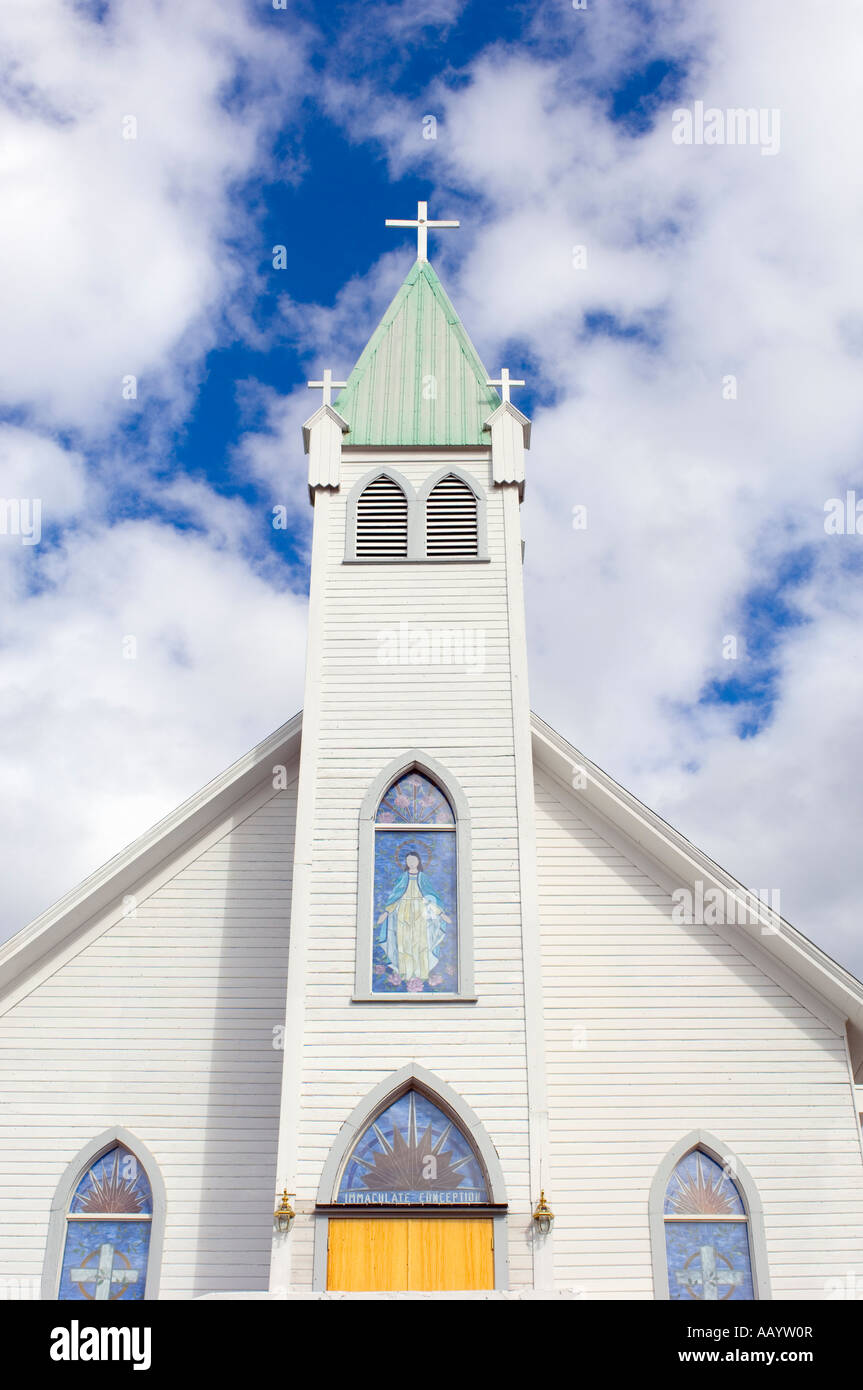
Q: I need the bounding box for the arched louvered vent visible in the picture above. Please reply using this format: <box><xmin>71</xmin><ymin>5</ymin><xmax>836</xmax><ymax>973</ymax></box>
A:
<box><xmin>426</xmin><ymin>475</ymin><xmax>479</xmax><ymax>559</ymax></box>
<box><xmin>355</xmin><ymin>475</ymin><xmax>409</xmax><ymax>560</ymax></box>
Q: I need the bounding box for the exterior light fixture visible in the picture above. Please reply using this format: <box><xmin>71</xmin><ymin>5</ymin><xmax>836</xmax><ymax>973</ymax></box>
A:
<box><xmin>532</xmin><ymin>1190</ymin><xmax>554</xmax><ymax>1235</ymax></box>
<box><xmin>274</xmin><ymin>1190</ymin><xmax>296</xmax><ymax>1233</ymax></box>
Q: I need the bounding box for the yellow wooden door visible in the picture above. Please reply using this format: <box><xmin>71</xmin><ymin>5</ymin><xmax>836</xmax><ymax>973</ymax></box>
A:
<box><xmin>326</xmin><ymin>1218</ymin><xmax>494</xmax><ymax>1291</ymax></box>
<box><xmin>407</xmin><ymin>1218</ymin><xmax>493</xmax><ymax>1291</ymax></box>
<box><xmin>326</xmin><ymin>1217</ymin><xmax>409</xmax><ymax>1292</ymax></box>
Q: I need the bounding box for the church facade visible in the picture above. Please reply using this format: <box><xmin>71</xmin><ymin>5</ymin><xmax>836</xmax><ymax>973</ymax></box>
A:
<box><xmin>3</xmin><ymin>210</ymin><xmax>863</xmax><ymax>1301</ymax></box>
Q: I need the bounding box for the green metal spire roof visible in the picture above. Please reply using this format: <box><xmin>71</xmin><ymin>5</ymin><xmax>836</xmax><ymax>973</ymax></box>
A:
<box><xmin>333</xmin><ymin>259</ymin><xmax>501</xmax><ymax>447</ymax></box>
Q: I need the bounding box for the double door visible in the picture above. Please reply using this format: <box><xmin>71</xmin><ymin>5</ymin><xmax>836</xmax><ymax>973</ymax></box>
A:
<box><xmin>326</xmin><ymin>1216</ymin><xmax>494</xmax><ymax>1291</ymax></box>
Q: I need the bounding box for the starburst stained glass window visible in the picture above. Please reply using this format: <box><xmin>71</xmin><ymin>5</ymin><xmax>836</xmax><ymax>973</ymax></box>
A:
<box><xmin>373</xmin><ymin>772</ymin><xmax>458</xmax><ymax>994</ymax></box>
<box><xmin>664</xmin><ymin>1149</ymin><xmax>754</xmax><ymax>1301</ymax></box>
<box><xmin>337</xmin><ymin>1090</ymin><xmax>488</xmax><ymax>1205</ymax></box>
<box><xmin>375</xmin><ymin>773</ymin><xmax>454</xmax><ymax>825</ymax></box>
<box><xmin>58</xmin><ymin>1144</ymin><xmax>153</xmax><ymax>1301</ymax></box>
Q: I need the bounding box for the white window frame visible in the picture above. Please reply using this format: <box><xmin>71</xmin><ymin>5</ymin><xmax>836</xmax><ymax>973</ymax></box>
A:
<box><xmin>417</xmin><ymin>466</ymin><xmax>488</xmax><ymax>561</ymax></box>
<box><xmin>42</xmin><ymin>1127</ymin><xmax>166</xmax><ymax>1301</ymax></box>
<box><xmin>344</xmin><ymin>465</ymin><xmax>489</xmax><ymax>563</ymax></box>
<box><xmin>648</xmin><ymin>1131</ymin><xmax>771</xmax><ymax>1300</ymax></box>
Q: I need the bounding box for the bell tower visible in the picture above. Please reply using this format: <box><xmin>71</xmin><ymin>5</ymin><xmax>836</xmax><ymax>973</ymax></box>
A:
<box><xmin>270</xmin><ymin>204</ymin><xmax>549</xmax><ymax>1293</ymax></box>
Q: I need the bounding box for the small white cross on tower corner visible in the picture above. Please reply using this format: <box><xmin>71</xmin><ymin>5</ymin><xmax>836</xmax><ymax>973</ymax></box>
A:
<box><xmin>487</xmin><ymin>368</ymin><xmax>526</xmax><ymax>404</ymax></box>
<box><xmin>307</xmin><ymin>369</ymin><xmax>347</xmax><ymax>407</ymax></box>
<box><xmin>385</xmin><ymin>201</ymin><xmax>460</xmax><ymax>262</ymax></box>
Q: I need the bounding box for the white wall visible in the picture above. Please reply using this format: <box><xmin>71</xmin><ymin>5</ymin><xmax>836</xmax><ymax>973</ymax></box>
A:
<box><xmin>0</xmin><ymin>771</ymin><xmax>297</xmax><ymax>1299</ymax></box>
<box><xmin>534</xmin><ymin>761</ymin><xmax>863</xmax><ymax>1299</ymax></box>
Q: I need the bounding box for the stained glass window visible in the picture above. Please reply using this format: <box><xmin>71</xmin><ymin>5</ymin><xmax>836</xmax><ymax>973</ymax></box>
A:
<box><xmin>373</xmin><ymin>772</ymin><xmax>457</xmax><ymax>994</ymax></box>
<box><xmin>664</xmin><ymin>1149</ymin><xmax>754</xmax><ymax>1301</ymax></box>
<box><xmin>337</xmin><ymin>1089</ymin><xmax>488</xmax><ymax>1205</ymax></box>
<box><xmin>375</xmin><ymin>773</ymin><xmax>454</xmax><ymax>825</ymax></box>
<box><xmin>58</xmin><ymin>1145</ymin><xmax>152</xmax><ymax>1301</ymax></box>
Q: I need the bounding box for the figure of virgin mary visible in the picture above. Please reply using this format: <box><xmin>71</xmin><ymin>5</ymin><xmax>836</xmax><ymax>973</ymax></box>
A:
<box><xmin>375</xmin><ymin>851</ymin><xmax>451</xmax><ymax>984</ymax></box>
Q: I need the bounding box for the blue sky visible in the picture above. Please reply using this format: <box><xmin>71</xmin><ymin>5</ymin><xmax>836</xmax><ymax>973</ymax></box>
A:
<box><xmin>37</xmin><ymin>2</ymin><xmax>696</xmax><ymax>570</ymax></box>
<box><xmin>2</xmin><ymin>0</ymin><xmax>863</xmax><ymax>970</ymax></box>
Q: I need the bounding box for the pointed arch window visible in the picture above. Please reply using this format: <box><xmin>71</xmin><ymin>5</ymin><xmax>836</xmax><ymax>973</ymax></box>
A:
<box><xmin>336</xmin><ymin>1088</ymin><xmax>489</xmax><ymax>1205</ymax></box>
<box><xmin>425</xmin><ymin>473</ymin><xmax>479</xmax><ymax>558</ymax></box>
<box><xmin>373</xmin><ymin>771</ymin><xmax>457</xmax><ymax>995</ymax></box>
<box><xmin>662</xmin><ymin>1148</ymin><xmax>755</xmax><ymax>1301</ymax></box>
<box><xmin>57</xmin><ymin>1144</ymin><xmax>153</xmax><ymax>1301</ymax></box>
<box><xmin>355</xmin><ymin>755</ymin><xmax>475</xmax><ymax>1001</ymax></box>
<box><xmin>355</xmin><ymin>473</ymin><xmax>409</xmax><ymax>559</ymax></box>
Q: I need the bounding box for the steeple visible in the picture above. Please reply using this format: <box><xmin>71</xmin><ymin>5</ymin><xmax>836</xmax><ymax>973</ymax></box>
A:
<box><xmin>332</xmin><ymin>259</ymin><xmax>501</xmax><ymax>447</ymax></box>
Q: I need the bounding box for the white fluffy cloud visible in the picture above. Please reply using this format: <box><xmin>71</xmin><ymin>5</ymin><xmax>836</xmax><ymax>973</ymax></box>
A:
<box><xmin>0</xmin><ymin>0</ymin><xmax>309</xmax><ymax>432</ymax></box>
<box><xmin>0</xmin><ymin>515</ymin><xmax>306</xmax><ymax>934</ymax></box>
<box><xmin>0</xmin><ymin>0</ymin><xmax>312</xmax><ymax>934</ymax></box>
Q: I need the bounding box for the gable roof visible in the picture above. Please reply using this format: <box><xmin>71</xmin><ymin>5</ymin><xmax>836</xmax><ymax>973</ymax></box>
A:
<box><xmin>0</xmin><ymin>715</ymin><xmax>302</xmax><ymax>1003</ymax></box>
<box><xmin>2</xmin><ymin>708</ymin><xmax>862</xmax><ymax>1033</ymax></box>
<box><xmin>531</xmin><ymin>712</ymin><xmax>863</xmax><ymax>1032</ymax></box>
<box><xmin>333</xmin><ymin>259</ymin><xmax>501</xmax><ymax>446</ymax></box>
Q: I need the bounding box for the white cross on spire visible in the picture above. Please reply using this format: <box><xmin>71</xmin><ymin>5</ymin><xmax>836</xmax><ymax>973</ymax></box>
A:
<box><xmin>307</xmin><ymin>369</ymin><xmax>347</xmax><ymax>407</ymax></box>
<box><xmin>487</xmin><ymin>368</ymin><xmax>526</xmax><ymax>404</ymax></box>
<box><xmin>385</xmin><ymin>201</ymin><xmax>459</xmax><ymax>262</ymax></box>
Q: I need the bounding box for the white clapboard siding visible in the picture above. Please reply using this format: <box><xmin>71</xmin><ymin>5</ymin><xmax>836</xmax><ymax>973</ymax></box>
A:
<box><xmin>425</xmin><ymin>474</ymin><xmax>479</xmax><ymax>558</ymax></box>
<box><xmin>355</xmin><ymin>475</ymin><xmax>408</xmax><ymax>559</ymax></box>
<box><xmin>285</xmin><ymin>451</ymin><xmax>535</xmax><ymax>1293</ymax></box>
<box><xmin>0</xmin><ymin>773</ymin><xmax>297</xmax><ymax>1299</ymax></box>
<box><xmin>534</xmin><ymin>766</ymin><xmax>863</xmax><ymax>1300</ymax></box>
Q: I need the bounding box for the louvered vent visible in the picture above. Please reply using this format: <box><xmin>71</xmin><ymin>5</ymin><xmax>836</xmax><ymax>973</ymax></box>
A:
<box><xmin>355</xmin><ymin>476</ymin><xmax>409</xmax><ymax>559</ymax></box>
<box><xmin>426</xmin><ymin>475</ymin><xmax>478</xmax><ymax>558</ymax></box>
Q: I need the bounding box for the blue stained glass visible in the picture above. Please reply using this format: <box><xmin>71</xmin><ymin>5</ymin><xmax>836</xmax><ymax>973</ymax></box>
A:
<box><xmin>59</xmin><ymin>1220</ymin><xmax>151</xmax><ymax>1301</ymax></box>
<box><xmin>59</xmin><ymin>1145</ymin><xmax>152</xmax><ymax>1302</ymax></box>
<box><xmin>665</xmin><ymin>1221</ymin><xmax>754</xmax><ymax>1301</ymax></box>
<box><xmin>337</xmin><ymin>1090</ymin><xmax>488</xmax><ymax>1205</ymax></box>
<box><xmin>373</xmin><ymin>829</ymin><xmax>457</xmax><ymax>992</ymax></box>
<box><xmin>375</xmin><ymin>773</ymin><xmax>454</xmax><ymax>825</ymax></box>
<box><xmin>69</xmin><ymin>1145</ymin><xmax>152</xmax><ymax>1215</ymax></box>
<box><xmin>664</xmin><ymin>1149</ymin><xmax>745</xmax><ymax>1217</ymax></box>
<box><xmin>664</xmin><ymin>1149</ymin><xmax>753</xmax><ymax>1301</ymax></box>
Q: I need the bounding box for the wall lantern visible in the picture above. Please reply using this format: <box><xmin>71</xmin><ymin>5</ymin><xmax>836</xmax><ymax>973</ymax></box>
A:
<box><xmin>532</xmin><ymin>1190</ymin><xmax>554</xmax><ymax>1235</ymax></box>
<box><xmin>274</xmin><ymin>1190</ymin><xmax>296</xmax><ymax>1233</ymax></box>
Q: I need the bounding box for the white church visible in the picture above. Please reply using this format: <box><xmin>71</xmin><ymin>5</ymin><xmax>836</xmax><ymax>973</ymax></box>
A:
<box><xmin>3</xmin><ymin>204</ymin><xmax>863</xmax><ymax>1302</ymax></box>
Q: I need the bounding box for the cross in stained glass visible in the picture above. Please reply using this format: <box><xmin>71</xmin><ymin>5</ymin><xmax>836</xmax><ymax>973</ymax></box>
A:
<box><xmin>70</xmin><ymin>1242</ymin><xmax>139</xmax><ymax>1300</ymax></box>
<box><xmin>675</xmin><ymin>1244</ymin><xmax>745</xmax><ymax>1301</ymax></box>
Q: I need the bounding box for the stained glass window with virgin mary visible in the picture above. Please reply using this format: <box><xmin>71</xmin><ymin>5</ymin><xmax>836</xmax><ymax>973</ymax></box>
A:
<box><xmin>373</xmin><ymin>771</ymin><xmax>458</xmax><ymax>994</ymax></box>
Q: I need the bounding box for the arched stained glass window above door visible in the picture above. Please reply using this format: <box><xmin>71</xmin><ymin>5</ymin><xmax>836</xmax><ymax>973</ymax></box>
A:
<box><xmin>58</xmin><ymin>1145</ymin><xmax>153</xmax><ymax>1301</ymax></box>
<box><xmin>664</xmin><ymin>1149</ymin><xmax>754</xmax><ymax>1301</ymax></box>
<box><xmin>336</xmin><ymin>1089</ymin><xmax>489</xmax><ymax>1205</ymax></box>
